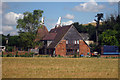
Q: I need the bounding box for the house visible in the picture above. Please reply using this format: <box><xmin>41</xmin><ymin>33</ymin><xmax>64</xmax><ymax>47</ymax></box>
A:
<box><xmin>40</xmin><ymin>24</ymin><xmax>90</xmax><ymax>56</ymax></box>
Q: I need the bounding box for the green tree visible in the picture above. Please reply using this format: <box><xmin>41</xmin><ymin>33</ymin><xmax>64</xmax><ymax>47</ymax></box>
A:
<box><xmin>99</xmin><ymin>30</ymin><xmax>119</xmax><ymax>46</ymax></box>
<box><xmin>8</xmin><ymin>36</ymin><xmax>20</xmax><ymax>47</ymax></box>
<box><xmin>16</xmin><ymin>10</ymin><xmax>43</xmax><ymax>48</ymax></box>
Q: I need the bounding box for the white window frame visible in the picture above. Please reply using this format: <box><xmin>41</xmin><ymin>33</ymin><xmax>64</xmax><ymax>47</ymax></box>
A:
<box><xmin>66</xmin><ymin>40</ymin><xmax>68</xmax><ymax>44</ymax></box>
<box><xmin>77</xmin><ymin>40</ymin><xmax>79</xmax><ymax>44</ymax></box>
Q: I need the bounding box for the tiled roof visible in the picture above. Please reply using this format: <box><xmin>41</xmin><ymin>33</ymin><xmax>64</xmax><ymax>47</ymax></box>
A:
<box><xmin>47</xmin><ymin>25</ymin><xmax>71</xmax><ymax>48</ymax></box>
<box><xmin>35</xmin><ymin>25</ymin><xmax>48</xmax><ymax>41</ymax></box>
<box><xmin>42</xmin><ymin>33</ymin><xmax>57</xmax><ymax>40</ymax></box>
<box><xmin>42</xmin><ymin>25</ymin><xmax>90</xmax><ymax>49</ymax></box>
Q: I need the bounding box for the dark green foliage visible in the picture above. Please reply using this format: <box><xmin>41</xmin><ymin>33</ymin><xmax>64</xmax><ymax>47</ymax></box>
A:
<box><xmin>25</xmin><ymin>53</ymin><xmax>28</xmax><ymax>57</ymax></box>
<box><xmin>8</xmin><ymin>36</ymin><xmax>20</xmax><ymax>47</ymax></box>
<box><xmin>15</xmin><ymin>51</ymin><xmax>19</xmax><ymax>57</ymax></box>
<box><xmin>73</xmin><ymin>53</ymin><xmax>78</xmax><ymax>58</ymax></box>
<box><xmin>89</xmin><ymin>43</ymin><xmax>98</xmax><ymax>52</ymax></box>
<box><xmin>73</xmin><ymin>14</ymin><xmax>120</xmax><ymax>51</ymax></box>
<box><xmin>73</xmin><ymin>22</ymin><xmax>96</xmax><ymax>41</ymax></box>
<box><xmin>7</xmin><ymin>46</ymin><xmax>13</xmax><ymax>52</ymax></box>
<box><xmin>17</xmin><ymin>9</ymin><xmax>43</xmax><ymax>49</ymax></box>
<box><xmin>74</xmin><ymin>54</ymin><xmax>77</xmax><ymax>58</ymax></box>
<box><xmin>7</xmin><ymin>53</ymin><xmax>13</xmax><ymax>57</ymax></box>
<box><xmin>2</xmin><ymin>34</ymin><xmax>21</xmax><ymax>51</ymax></box>
<box><xmin>30</xmin><ymin>52</ymin><xmax>34</xmax><ymax>57</ymax></box>
<box><xmin>58</xmin><ymin>55</ymin><xmax>63</xmax><ymax>58</ymax></box>
<box><xmin>99</xmin><ymin>30</ymin><xmax>119</xmax><ymax>46</ymax></box>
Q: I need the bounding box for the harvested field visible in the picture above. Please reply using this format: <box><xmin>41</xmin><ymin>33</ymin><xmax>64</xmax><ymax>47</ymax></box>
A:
<box><xmin>2</xmin><ymin>57</ymin><xmax>118</xmax><ymax>78</ymax></box>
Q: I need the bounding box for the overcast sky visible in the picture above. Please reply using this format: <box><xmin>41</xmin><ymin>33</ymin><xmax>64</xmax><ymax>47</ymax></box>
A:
<box><xmin>0</xmin><ymin>0</ymin><xmax>119</xmax><ymax>35</ymax></box>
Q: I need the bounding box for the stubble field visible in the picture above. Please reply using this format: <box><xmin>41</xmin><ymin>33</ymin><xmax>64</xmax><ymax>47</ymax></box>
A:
<box><xmin>2</xmin><ymin>57</ymin><xmax>118</xmax><ymax>78</ymax></box>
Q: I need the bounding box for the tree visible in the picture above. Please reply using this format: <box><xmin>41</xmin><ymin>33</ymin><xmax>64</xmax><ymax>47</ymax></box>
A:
<box><xmin>99</xmin><ymin>30</ymin><xmax>119</xmax><ymax>46</ymax></box>
<box><xmin>16</xmin><ymin>10</ymin><xmax>43</xmax><ymax>48</ymax></box>
<box><xmin>8</xmin><ymin>36</ymin><xmax>20</xmax><ymax>47</ymax></box>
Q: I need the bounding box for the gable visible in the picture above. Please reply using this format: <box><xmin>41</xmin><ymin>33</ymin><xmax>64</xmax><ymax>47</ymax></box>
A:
<box><xmin>47</xmin><ymin>25</ymin><xmax>71</xmax><ymax>48</ymax></box>
<box><xmin>63</xmin><ymin>25</ymin><xmax>83</xmax><ymax>40</ymax></box>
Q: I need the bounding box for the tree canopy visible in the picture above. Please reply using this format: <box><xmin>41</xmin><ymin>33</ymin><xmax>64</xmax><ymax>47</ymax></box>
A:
<box><xmin>73</xmin><ymin>14</ymin><xmax>120</xmax><ymax>51</ymax></box>
<box><xmin>16</xmin><ymin>9</ymin><xmax>43</xmax><ymax>48</ymax></box>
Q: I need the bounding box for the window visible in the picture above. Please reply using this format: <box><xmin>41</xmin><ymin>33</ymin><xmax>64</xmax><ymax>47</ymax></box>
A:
<box><xmin>77</xmin><ymin>40</ymin><xmax>79</xmax><ymax>44</ymax></box>
<box><xmin>67</xmin><ymin>49</ymin><xmax>73</xmax><ymax>52</ymax></box>
<box><xmin>75</xmin><ymin>40</ymin><xmax>76</xmax><ymax>44</ymax></box>
<box><xmin>77</xmin><ymin>49</ymin><xmax>79</xmax><ymax>52</ymax></box>
<box><xmin>66</xmin><ymin>40</ymin><xmax>79</xmax><ymax>44</ymax></box>
<box><xmin>66</xmin><ymin>40</ymin><xmax>68</xmax><ymax>44</ymax></box>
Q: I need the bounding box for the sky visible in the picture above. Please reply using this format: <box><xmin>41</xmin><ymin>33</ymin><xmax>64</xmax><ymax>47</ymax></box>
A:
<box><xmin>0</xmin><ymin>0</ymin><xmax>119</xmax><ymax>35</ymax></box>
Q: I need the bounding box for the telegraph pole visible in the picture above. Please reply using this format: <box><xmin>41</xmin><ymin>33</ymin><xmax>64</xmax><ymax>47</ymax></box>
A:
<box><xmin>94</xmin><ymin>13</ymin><xmax>103</xmax><ymax>45</ymax></box>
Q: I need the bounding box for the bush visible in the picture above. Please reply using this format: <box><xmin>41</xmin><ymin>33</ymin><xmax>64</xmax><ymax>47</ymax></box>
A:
<box><xmin>19</xmin><ymin>52</ymin><xmax>34</xmax><ymax>57</ymax></box>
<box><xmin>3</xmin><ymin>55</ymin><xmax>7</xmax><ymax>57</ymax></box>
<box><xmin>6</xmin><ymin>46</ymin><xmax>13</xmax><ymax>52</ymax></box>
<box><xmin>7</xmin><ymin>53</ymin><xmax>13</xmax><ymax>57</ymax></box>
<box><xmin>25</xmin><ymin>53</ymin><xmax>28</xmax><ymax>57</ymax></box>
<box><xmin>19</xmin><ymin>55</ymin><xmax>25</xmax><ymax>57</ymax></box>
<box><xmin>15</xmin><ymin>51</ymin><xmax>19</xmax><ymax>57</ymax></box>
<box><xmin>73</xmin><ymin>53</ymin><xmax>78</xmax><ymax>58</ymax></box>
<box><xmin>29</xmin><ymin>52</ymin><xmax>34</xmax><ymax>57</ymax></box>
<box><xmin>58</xmin><ymin>55</ymin><xmax>63</xmax><ymax>58</ymax></box>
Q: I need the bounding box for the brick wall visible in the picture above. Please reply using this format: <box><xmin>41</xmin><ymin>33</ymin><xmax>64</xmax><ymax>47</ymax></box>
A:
<box><xmin>3</xmin><ymin>51</ymin><xmax>29</xmax><ymax>55</ymax></box>
<box><xmin>55</xmin><ymin>40</ymin><xmax>66</xmax><ymax>56</ymax></box>
<box><xmin>79</xmin><ymin>40</ymin><xmax>90</xmax><ymax>56</ymax></box>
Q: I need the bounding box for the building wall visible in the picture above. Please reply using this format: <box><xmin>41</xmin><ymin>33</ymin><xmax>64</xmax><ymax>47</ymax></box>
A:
<box><xmin>79</xmin><ymin>40</ymin><xmax>90</xmax><ymax>56</ymax></box>
<box><xmin>55</xmin><ymin>40</ymin><xmax>66</xmax><ymax>56</ymax></box>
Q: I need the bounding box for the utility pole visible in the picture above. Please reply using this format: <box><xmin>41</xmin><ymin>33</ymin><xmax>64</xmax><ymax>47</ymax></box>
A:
<box><xmin>94</xmin><ymin>13</ymin><xmax>103</xmax><ymax>45</ymax></box>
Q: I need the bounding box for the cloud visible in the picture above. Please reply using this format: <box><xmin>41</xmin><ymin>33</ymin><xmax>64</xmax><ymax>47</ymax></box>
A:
<box><xmin>10</xmin><ymin>31</ymin><xmax>18</xmax><ymax>35</ymax></box>
<box><xmin>3</xmin><ymin>12</ymin><xmax>24</xmax><ymax>26</ymax></box>
<box><xmin>2</xmin><ymin>25</ymin><xmax>14</xmax><ymax>32</ymax></box>
<box><xmin>73</xmin><ymin>0</ymin><xmax>105</xmax><ymax>12</ymax></box>
<box><xmin>88</xmin><ymin>20</ymin><xmax>103</xmax><ymax>24</ymax></box>
<box><xmin>62</xmin><ymin>20</ymin><xmax>74</xmax><ymax>25</ymax></box>
<box><xmin>2</xmin><ymin>25</ymin><xmax>18</xmax><ymax>35</ymax></box>
<box><xmin>64</xmin><ymin>14</ymin><xmax>74</xmax><ymax>19</ymax></box>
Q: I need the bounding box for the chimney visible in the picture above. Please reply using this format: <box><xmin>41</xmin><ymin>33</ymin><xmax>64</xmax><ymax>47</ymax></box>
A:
<box><xmin>41</xmin><ymin>17</ymin><xmax>44</xmax><ymax>25</ymax></box>
<box><xmin>56</xmin><ymin>17</ymin><xmax>61</xmax><ymax>27</ymax></box>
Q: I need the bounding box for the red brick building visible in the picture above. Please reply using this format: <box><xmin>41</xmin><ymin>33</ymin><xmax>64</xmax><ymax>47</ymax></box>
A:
<box><xmin>40</xmin><ymin>25</ymin><xmax>90</xmax><ymax>56</ymax></box>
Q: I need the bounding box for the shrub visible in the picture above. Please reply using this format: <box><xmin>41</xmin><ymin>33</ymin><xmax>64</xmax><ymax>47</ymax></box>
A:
<box><xmin>20</xmin><ymin>55</ymin><xmax>25</xmax><ymax>57</ymax></box>
<box><xmin>25</xmin><ymin>53</ymin><xmax>28</xmax><ymax>57</ymax></box>
<box><xmin>7</xmin><ymin>46</ymin><xmax>13</xmax><ymax>52</ymax></box>
<box><xmin>7</xmin><ymin>53</ymin><xmax>13</xmax><ymax>57</ymax></box>
<box><xmin>58</xmin><ymin>55</ymin><xmax>63</xmax><ymax>58</ymax></box>
<box><xmin>15</xmin><ymin>51</ymin><xmax>19</xmax><ymax>57</ymax></box>
<box><xmin>3</xmin><ymin>55</ymin><xmax>7</xmax><ymax>57</ymax></box>
<box><xmin>45</xmin><ymin>55</ymin><xmax>49</xmax><ymax>57</ymax></box>
<box><xmin>73</xmin><ymin>53</ymin><xmax>77</xmax><ymax>58</ymax></box>
<box><xmin>58</xmin><ymin>55</ymin><xmax>61</xmax><ymax>57</ymax></box>
<box><xmin>29</xmin><ymin>52</ymin><xmax>34</xmax><ymax>57</ymax></box>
